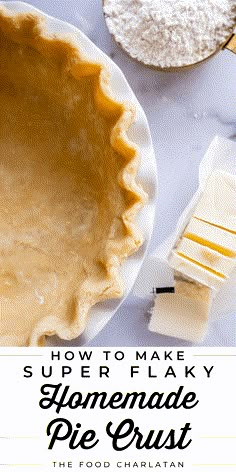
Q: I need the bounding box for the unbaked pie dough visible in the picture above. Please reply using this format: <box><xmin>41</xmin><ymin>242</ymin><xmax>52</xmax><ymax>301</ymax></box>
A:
<box><xmin>0</xmin><ymin>8</ymin><xmax>146</xmax><ymax>346</ymax></box>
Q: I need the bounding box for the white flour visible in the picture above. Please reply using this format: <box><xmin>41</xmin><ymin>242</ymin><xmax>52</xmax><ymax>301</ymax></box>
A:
<box><xmin>104</xmin><ymin>0</ymin><xmax>236</xmax><ymax>67</ymax></box>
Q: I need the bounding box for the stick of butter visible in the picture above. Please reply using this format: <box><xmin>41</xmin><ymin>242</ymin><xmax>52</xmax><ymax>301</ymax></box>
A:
<box><xmin>149</xmin><ymin>169</ymin><xmax>235</xmax><ymax>342</ymax></box>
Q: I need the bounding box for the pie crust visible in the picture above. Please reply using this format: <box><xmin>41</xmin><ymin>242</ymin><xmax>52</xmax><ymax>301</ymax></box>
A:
<box><xmin>0</xmin><ymin>7</ymin><xmax>147</xmax><ymax>346</ymax></box>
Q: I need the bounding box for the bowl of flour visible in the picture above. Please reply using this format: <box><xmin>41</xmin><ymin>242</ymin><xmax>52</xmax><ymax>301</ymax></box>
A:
<box><xmin>103</xmin><ymin>0</ymin><xmax>236</xmax><ymax>70</ymax></box>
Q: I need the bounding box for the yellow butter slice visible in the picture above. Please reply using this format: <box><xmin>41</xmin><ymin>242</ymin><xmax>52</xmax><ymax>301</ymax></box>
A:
<box><xmin>169</xmin><ymin>252</ymin><xmax>225</xmax><ymax>290</ymax></box>
<box><xmin>177</xmin><ymin>237</ymin><xmax>236</xmax><ymax>277</ymax></box>
<box><xmin>184</xmin><ymin>217</ymin><xmax>236</xmax><ymax>256</ymax></box>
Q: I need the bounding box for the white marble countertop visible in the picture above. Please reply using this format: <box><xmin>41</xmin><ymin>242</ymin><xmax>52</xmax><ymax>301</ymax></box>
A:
<box><xmin>5</xmin><ymin>0</ymin><xmax>236</xmax><ymax>346</ymax></box>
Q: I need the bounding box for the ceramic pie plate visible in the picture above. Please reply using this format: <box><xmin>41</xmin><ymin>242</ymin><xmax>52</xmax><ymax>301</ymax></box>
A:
<box><xmin>0</xmin><ymin>1</ymin><xmax>157</xmax><ymax>346</ymax></box>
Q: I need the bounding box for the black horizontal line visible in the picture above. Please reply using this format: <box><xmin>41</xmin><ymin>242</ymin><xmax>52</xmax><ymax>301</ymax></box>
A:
<box><xmin>152</xmin><ymin>287</ymin><xmax>175</xmax><ymax>294</ymax></box>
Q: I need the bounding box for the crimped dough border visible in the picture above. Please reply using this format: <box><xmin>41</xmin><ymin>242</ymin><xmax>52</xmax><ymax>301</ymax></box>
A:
<box><xmin>0</xmin><ymin>7</ymin><xmax>147</xmax><ymax>346</ymax></box>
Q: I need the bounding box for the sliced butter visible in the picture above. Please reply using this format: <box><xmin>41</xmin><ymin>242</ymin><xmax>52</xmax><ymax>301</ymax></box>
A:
<box><xmin>169</xmin><ymin>252</ymin><xmax>225</xmax><ymax>290</ymax></box>
<box><xmin>177</xmin><ymin>237</ymin><xmax>236</xmax><ymax>277</ymax></box>
<box><xmin>193</xmin><ymin>170</ymin><xmax>236</xmax><ymax>232</ymax></box>
<box><xmin>156</xmin><ymin>169</ymin><xmax>236</xmax><ymax>342</ymax></box>
<box><xmin>149</xmin><ymin>292</ymin><xmax>210</xmax><ymax>343</ymax></box>
<box><xmin>184</xmin><ymin>217</ymin><xmax>236</xmax><ymax>256</ymax></box>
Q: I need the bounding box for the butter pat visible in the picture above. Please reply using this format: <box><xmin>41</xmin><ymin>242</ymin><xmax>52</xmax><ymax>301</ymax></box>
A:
<box><xmin>149</xmin><ymin>293</ymin><xmax>209</xmax><ymax>343</ymax></box>
<box><xmin>193</xmin><ymin>170</ymin><xmax>236</xmax><ymax>232</ymax></box>
<box><xmin>149</xmin><ymin>275</ymin><xmax>212</xmax><ymax>343</ymax></box>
